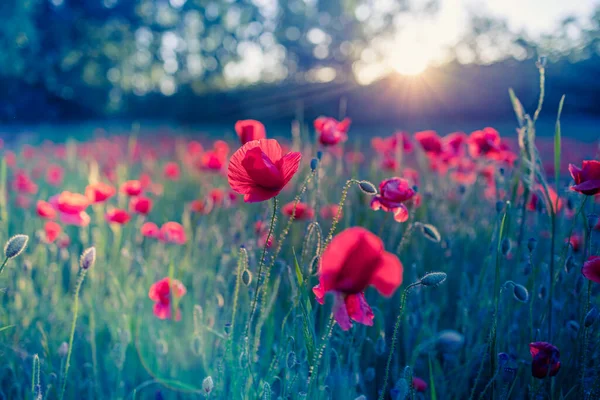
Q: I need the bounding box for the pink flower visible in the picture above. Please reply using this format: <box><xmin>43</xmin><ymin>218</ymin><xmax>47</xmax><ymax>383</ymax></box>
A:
<box><xmin>314</xmin><ymin>116</ymin><xmax>351</xmax><ymax>146</ymax></box>
<box><xmin>148</xmin><ymin>277</ymin><xmax>187</xmax><ymax>320</ymax></box>
<box><xmin>370</xmin><ymin>178</ymin><xmax>416</xmax><ymax>222</ymax></box>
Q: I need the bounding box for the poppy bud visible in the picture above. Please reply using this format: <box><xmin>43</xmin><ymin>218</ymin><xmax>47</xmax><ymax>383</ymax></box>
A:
<box><xmin>584</xmin><ymin>307</ymin><xmax>598</xmax><ymax>328</ymax></box>
<box><xmin>420</xmin><ymin>224</ymin><xmax>441</xmax><ymax>243</ymax></box>
<box><xmin>310</xmin><ymin>158</ymin><xmax>318</xmax><ymax>171</ymax></box>
<box><xmin>412</xmin><ymin>185</ymin><xmax>419</xmax><ymax>193</ymax></box>
<box><xmin>316</xmin><ymin>151</ymin><xmax>323</xmax><ymax>160</ymax></box>
<box><xmin>4</xmin><ymin>234</ymin><xmax>29</xmax><ymax>259</ymax></box>
<box><xmin>242</xmin><ymin>269</ymin><xmax>252</xmax><ymax>286</ymax></box>
<box><xmin>566</xmin><ymin>320</ymin><xmax>580</xmax><ymax>337</ymax></box>
<box><xmin>495</xmin><ymin>201</ymin><xmax>504</xmax><ymax>214</ymax></box>
<box><xmin>527</xmin><ymin>238</ymin><xmax>537</xmax><ymax>253</ymax></box>
<box><xmin>499</xmin><ymin>167</ymin><xmax>505</xmax><ymax>176</ymax></box>
<box><xmin>202</xmin><ymin>376</ymin><xmax>214</xmax><ymax>394</ymax></box>
<box><xmin>358</xmin><ymin>180</ymin><xmax>377</xmax><ymax>195</ymax></box>
<box><xmin>436</xmin><ymin>330</ymin><xmax>464</xmax><ymax>353</ymax></box>
<box><xmin>79</xmin><ymin>247</ymin><xmax>96</xmax><ymax>270</ymax></box>
<box><xmin>565</xmin><ymin>255</ymin><xmax>576</xmax><ymax>273</ymax></box>
<box><xmin>512</xmin><ymin>283</ymin><xmax>529</xmax><ymax>303</ymax></box>
<box><xmin>538</xmin><ymin>285</ymin><xmax>547</xmax><ymax>299</ymax></box>
<box><xmin>420</xmin><ymin>272</ymin><xmax>447</xmax><ymax>287</ymax></box>
<box><xmin>501</xmin><ymin>238</ymin><xmax>511</xmax><ymax>256</ymax></box>
<box><xmin>224</xmin><ymin>323</ymin><xmax>232</xmax><ymax>336</ymax></box>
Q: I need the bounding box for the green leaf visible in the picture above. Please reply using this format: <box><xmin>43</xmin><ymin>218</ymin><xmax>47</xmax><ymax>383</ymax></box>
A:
<box><xmin>292</xmin><ymin>248</ymin><xmax>315</xmax><ymax>364</ymax></box>
<box><xmin>429</xmin><ymin>354</ymin><xmax>437</xmax><ymax>400</ymax></box>
<box><xmin>554</xmin><ymin>95</ymin><xmax>565</xmax><ymax>194</ymax></box>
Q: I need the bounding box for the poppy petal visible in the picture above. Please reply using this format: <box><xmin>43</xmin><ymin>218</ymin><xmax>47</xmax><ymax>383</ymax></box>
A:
<box><xmin>392</xmin><ymin>205</ymin><xmax>409</xmax><ymax>223</ymax></box>
<box><xmin>370</xmin><ymin>251</ymin><xmax>403</xmax><ymax>297</ymax></box>
<box><xmin>344</xmin><ymin>293</ymin><xmax>374</xmax><ymax>326</ymax></box>
<box><xmin>153</xmin><ymin>303</ymin><xmax>171</xmax><ymax>320</ymax></box>
<box><xmin>332</xmin><ymin>293</ymin><xmax>352</xmax><ymax>331</ymax></box>
<box><xmin>278</xmin><ymin>152</ymin><xmax>302</xmax><ymax>186</ymax></box>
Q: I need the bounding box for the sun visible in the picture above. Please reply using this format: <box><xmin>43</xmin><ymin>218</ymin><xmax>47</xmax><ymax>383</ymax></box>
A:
<box><xmin>393</xmin><ymin>55</ymin><xmax>430</xmax><ymax>76</ymax></box>
<box><xmin>389</xmin><ymin>39</ymin><xmax>433</xmax><ymax>76</ymax></box>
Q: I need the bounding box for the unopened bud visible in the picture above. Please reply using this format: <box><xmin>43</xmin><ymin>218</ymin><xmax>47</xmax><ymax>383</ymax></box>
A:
<box><xmin>310</xmin><ymin>158</ymin><xmax>318</xmax><ymax>171</ymax></box>
<box><xmin>358</xmin><ymin>180</ymin><xmax>377</xmax><ymax>195</ymax></box>
<box><xmin>527</xmin><ymin>238</ymin><xmax>537</xmax><ymax>253</ymax></box>
<box><xmin>79</xmin><ymin>247</ymin><xmax>96</xmax><ymax>270</ymax></box>
<box><xmin>4</xmin><ymin>234</ymin><xmax>29</xmax><ymax>259</ymax></box>
<box><xmin>202</xmin><ymin>376</ymin><xmax>214</xmax><ymax>395</ymax></box>
<box><xmin>512</xmin><ymin>283</ymin><xmax>529</xmax><ymax>302</ymax></box>
<box><xmin>420</xmin><ymin>272</ymin><xmax>447</xmax><ymax>287</ymax></box>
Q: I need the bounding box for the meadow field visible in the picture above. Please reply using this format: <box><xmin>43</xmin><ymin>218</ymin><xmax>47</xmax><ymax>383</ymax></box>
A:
<box><xmin>0</xmin><ymin>74</ymin><xmax>599</xmax><ymax>400</ymax></box>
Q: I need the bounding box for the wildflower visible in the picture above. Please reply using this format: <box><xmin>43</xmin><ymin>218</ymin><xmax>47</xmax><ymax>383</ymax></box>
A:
<box><xmin>227</xmin><ymin>139</ymin><xmax>302</xmax><ymax>203</ymax></box>
<box><xmin>163</xmin><ymin>162</ymin><xmax>181</xmax><ymax>180</ymax></box>
<box><xmin>85</xmin><ymin>182</ymin><xmax>116</xmax><ymax>203</ymax></box>
<box><xmin>46</xmin><ymin>164</ymin><xmax>64</xmax><ymax>186</ymax></box>
<box><xmin>198</xmin><ymin>150</ymin><xmax>227</xmax><ymax>171</ymax></box>
<box><xmin>414</xmin><ymin>130</ymin><xmax>443</xmax><ymax>155</ymax></box>
<box><xmin>44</xmin><ymin>221</ymin><xmax>62</xmax><ymax>243</ymax></box>
<box><xmin>529</xmin><ymin>342</ymin><xmax>560</xmax><ymax>379</ymax></box>
<box><xmin>370</xmin><ymin>178</ymin><xmax>416</xmax><ymax>222</ymax></box>
<box><xmin>190</xmin><ymin>199</ymin><xmax>211</xmax><ymax>215</ymax></box>
<box><xmin>282</xmin><ymin>202</ymin><xmax>315</xmax><ymax>220</ymax></box>
<box><xmin>467</xmin><ymin>127</ymin><xmax>502</xmax><ymax>158</ymax></box>
<box><xmin>120</xmin><ymin>180</ymin><xmax>143</xmax><ymax>196</ymax></box>
<box><xmin>441</xmin><ymin>131</ymin><xmax>467</xmax><ymax>157</ymax></box>
<box><xmin>159</xmin><ymin>222</ymin><xmax>187</xmax><ymax>245</ymax></box>
<box><xmin>412</xmin><ymin>377</ymin><xmax>427</xmax><ymax>392</ymax></box>
<box><xmin>320</xmin><ymin>204</ymin><xmax>341</xmax><ymax>220</ymax></box>
<box><xmin>566</xmin><ymin>234</ymin><xmax>582</xmax><ymax>252</ymax></box>
<box><xmin>569</xmin><ymin>160</ymin><xmax>600</xmax><ymax>195</ymax></box>
<box><xmin>80</xmin><ymin>247</ymin><xmax>96</xmax><ymax>270</ymax></box>
<box><xmin>314</xmin><ymin>116</ymin><xmax>351</xmax><ymax>146</ymax></box>
<box><xmin>106</xmin><ymin>209</ymin><xmax>131</xmax><ymax>225</ymax></box>
<box><xmin>141</xmin><ymin>222</ymin><xmax>160</xmax><ymax>238</ymax></box>
<box><xmin>12</xmin><ymin>171</ymin><xmax>38</xmax><ymax>194</ymax></box>
<box><xmin>235</xmin><ymin>119</ymin><xmax>266</xmax><ymax>144</ymax></box>
<box><xmin>371</xmin><ymin>131</ymin><xmax>413</xmax><ymax>156</ymax></box>
<box><xmin>36</xmin><ymin>200</ymin><xmax>57</xmax><ymax>219</ymax></box>
<box><xmin>148</xmin><ymin>277</ymin><xmax>187</xmax><ymax>320</ymax></box>
<box><xmin>202</xmin><ymin>376</ymin><xmax>214</xmax><ymax>395</ymax></box>
<box><xmin>312</xmin><ymin>227</ymin><xmax>403</xmax><ymax>330</ymax></box>
<box><xmin>528</xmin><ymin>185</ymin><xmax>563</xmax><ymax>213</ymax></box>
<box><xmin>54</xmin><ymin>191</ymin><xmax>89</xmax><ymax>215</ymax></box>
<box><xmin>582</xmin><ymin>256</ymin><xmax>600</xmax><ymax>283</ymax></box>
<box><xmin>130</xmin><ymin>196</ymin><xmax>153</xmax><ymax>215</ymax></box>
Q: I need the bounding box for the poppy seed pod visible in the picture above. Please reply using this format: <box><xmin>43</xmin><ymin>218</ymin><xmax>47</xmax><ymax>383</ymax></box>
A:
<box><xmin>420</xmin><ymin>224</ymin><xmax>441</xmax><ymax>243</ymax></box>
<box><xmin>4</xmin><ymin>234</ymin><xmax>29</xmax><ymax>259</ymax></box>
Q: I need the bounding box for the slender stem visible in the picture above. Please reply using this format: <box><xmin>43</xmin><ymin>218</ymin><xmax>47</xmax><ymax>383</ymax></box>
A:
<box><xmin>548</xmin><ymin>211</ymin><xmax>556</xmax><ymax>340</ymax></box>
<box><xmin>0</xmin><ymin>257</ymin><xmax>8</xmax><ymax>276</ymax></box>
<box><xmin>378</xmin><ymin>282</ymin><xmax>420</xmax><ymax>400</ymax></box>
<box><xmin>306</xmin><ymin>315</ymin><xmax>336</xmax><ymax>392</ymax></box>
<box><xmin>59</xmin><ymin>268</ymin><xmax>88</xmax><ymax>400</ymax></box>
<box><xmin>245</xmin><ymin>197</ymin><xmax>277</xmax><ymax>346</ymax></box>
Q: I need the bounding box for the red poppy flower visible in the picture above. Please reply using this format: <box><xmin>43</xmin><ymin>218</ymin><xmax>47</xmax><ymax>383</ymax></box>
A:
<box><xmin>163</xmin><ymin>162</ymin><xmax>181</xmax><ymax>180</ymax></box>
<box><xmin>370</xmin><ymin>178</ymin><xmax>416</xmax><ymax>222</ymax></box>
<box><xmin>159</xmin><ymin>222</ymin><xmax>187</xmax><ymax>245</ymax></box>
<box><xmin>412</xmin><ymin>377</ymin><xmax>428</xmax><ymax>392</ymax></box>
<box><xmin>227</xmin><ymin>139</ymin><xmax>302</xmax><ymax>203</ymax></box>
<box><xmin>381</xmin><ymin>157</ymin><xmax>398</xmax><ymax>172</ymax></box>
<box><xmin>190</xmin><ymin>199</ymin><xmax>211</xmax><ymax>215</ymax></box>
<box><xmin>569</xmin><ymin>160</ymin><xmax>600</xmax><ymax>196</ymax></box>
<box><xmin>54</xmin><ymin>192</ymin><xmax>89</xmax><ymax>215</ymax></box>
<box><xmin>566</xmin><ymin>234</ymin><xmax>582</xmax><ymax>252</ymax></box>
<box><xmin>130</xmin><ymin>196</ymin><xmax>153</xmax><ymax>215</ymax></box>
<box><xmin>527</xmin><ymin>185</ymin><xmax>563</xmax><ymax>213</ymax></box>
<box><xmin>120</xmin><ymin>180</ymin><xmax>143</xmax><ymax>196</ymax></box>
<box><xmin>209</xmin><ymin>188</ymin><xmax>225</xmax><ymax>206</ymax></box>
<box><xmin>468</xmin><ymin>127</ymin><xmax>502</xmax><ymax>158</ymax></box>
<box><xmin>36</xmin><ymin>200</ymin><xmax>57</xmax><ymax>219</ymax></box>
<box><xmin>148</xmin><ymin>277</ymin><xmax>187</xmax><ymax>320</ymax></box>
<box><xmin>529</xmin><ymin>342</ymin><xmax>560</xmax><ymax>379</ymax></box>
<box><xmin>449</xmin><ymin>158</ymin><xmax>477</xmax><ymax>185</ymax></box>
<box><xmin>12</xmin><ymin>171</ymin><xmax>38</xmax><ymax>194</ymax></box>
<box><xmin>582</xmin><ymin>256</ymin><xmax>600</xmax><ymax>283</ymax></box>
<box><xmin>5</xmin><ymin>151</ymin><xmax>17</xmax><ymax>168</ymax></box>
<box><xmin>442</xmin><ymin>131</ymin><xmax>467</xmax><ymax>157</ymax></box>
<box><xmin>106</xmin><ymin>209</ymin><xmax>131</xmax><ymax>225</ymax></box>
<box><xmin>312</xmin><ymin>227</ymin><xmax>403</xmax><ymax>330</ymax></box>
<box><xmin>320</xmin><ymin>204</ymin><xmax>341</xmax><ymax>220</ymax></box>
<box><xmin>187</xmin><ymin>140</ymin><xmax>204</xmax><ymax>156</ymax></box>
<box><xmin>282</xmin><ymin>202</ymin><xmax>315</xmax><ymax>220</ymax></box>
<box><xmin>44</xmin><ymin>221</ymin><xmax>62</xmax><ymax>243</ymax></box>
<box><xmin>235</xmin><ymin>119</ymin><xmax>267</xmax><ymax>144</ymax></box>
<box><xmin>345</xmin><ymin>151</ymin><xmax>365</xmax><ymax>165</ymax></box>
<box><xmin>85</xmin><ymin>182</ymin><xmax>116</xmax><ymax>203</ymax></box>
<box><xmin>415</xmin><ymin>130</ymin><xmax>443</xmax><ymax>155</ymax></box>
<box><xmin>141</xmin><ymin>222</ymin><xmax>160</xmax><ymax>238</ymax></box>
<box><xmin>314</xmin><ymin>116</ymin><xmax>351</xmax><ymax>146</ymax></box>
<box><xmin>198</xmin><ymin>150</ymin><xmax>227</xmax><ymax>171</ymax></box>
<box><xmin>46</xmin><ymin>164</ymin><xmax>64</xmax><ymax>186</ymax></box>
<box><xmin>371</xmin><ymin>132</ymin><xmax>413</xmax><ymax>156</ymax></box>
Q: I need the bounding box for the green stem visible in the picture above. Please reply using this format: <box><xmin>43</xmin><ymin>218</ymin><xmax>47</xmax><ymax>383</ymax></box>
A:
<box><xmin>0</xmin><ymin>257</ymin><xmax>8</xmax><ymax>276</ymax></box>
<box><xmin>59</xmin><ymin>268</ymin><xmax>88</xmax><ymax>400</ymax></box>
<box><xmin>378</xmin><ymin>282</ymin><xmax>420</xmax><ymax>400</ymax></box>
<box><xmin>306</xmin><ymin>315</ymin><xmax>336</xmax><ymax>393</ymax></box>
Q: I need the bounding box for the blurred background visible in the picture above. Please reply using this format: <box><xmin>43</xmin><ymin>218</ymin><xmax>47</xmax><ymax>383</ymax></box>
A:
<box><xmin>1</xmin><ymin>0</ymin><xmax>600</xmax><ymax>140</ymax></box>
